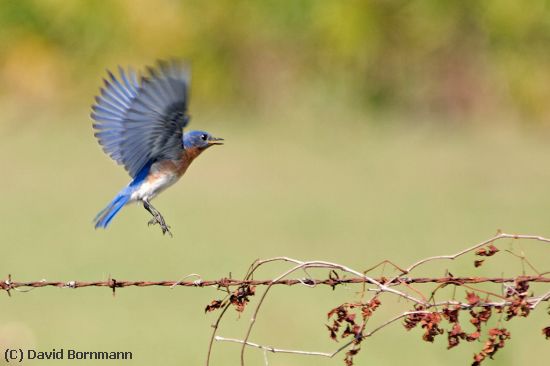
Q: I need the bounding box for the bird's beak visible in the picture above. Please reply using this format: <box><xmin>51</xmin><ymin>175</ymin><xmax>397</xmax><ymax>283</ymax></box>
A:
<box><xmin>208</xmin><ymin>136</ymin><xmax>224</xmax><ymax>145</ymax></box>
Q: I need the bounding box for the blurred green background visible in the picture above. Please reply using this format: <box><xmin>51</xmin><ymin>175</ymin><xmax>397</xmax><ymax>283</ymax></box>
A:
<box><xmin>1</xmin><ymin>0</ymin><xmax>550</xmax><ymax>365</ymax></box>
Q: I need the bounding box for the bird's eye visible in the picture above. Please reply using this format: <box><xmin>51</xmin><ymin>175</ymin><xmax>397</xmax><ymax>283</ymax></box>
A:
<box><xmin>200</xmin><ymin>134</ymin><xmax>208</xmax><ymax>141</ymax></box>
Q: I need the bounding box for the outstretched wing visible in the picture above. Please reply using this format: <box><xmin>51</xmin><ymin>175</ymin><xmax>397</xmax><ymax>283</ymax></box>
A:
<box><xmin>91</xmin><ymin>60</ymin><xmax>191</xmax><ymax>178</ymax></box>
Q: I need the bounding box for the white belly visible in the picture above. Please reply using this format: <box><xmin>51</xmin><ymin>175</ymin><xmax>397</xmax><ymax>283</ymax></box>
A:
<box><xmin>130</xmin><ymin>172</ymin><xmax>180</xmax><ymax>201</ymax></box>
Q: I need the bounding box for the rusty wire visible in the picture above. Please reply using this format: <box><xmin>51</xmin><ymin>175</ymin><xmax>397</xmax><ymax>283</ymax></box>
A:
<box><xmin>2</xmin><ymin>275</ymin><xmax>549</xmax><ymax>295</ymax></box>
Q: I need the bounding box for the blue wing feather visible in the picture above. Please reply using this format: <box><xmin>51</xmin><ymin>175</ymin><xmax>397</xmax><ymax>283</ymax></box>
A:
<box><xmin>91</xmin><ymin>60</ymin><xmax>190</xmax><ymax>178</ymax></box>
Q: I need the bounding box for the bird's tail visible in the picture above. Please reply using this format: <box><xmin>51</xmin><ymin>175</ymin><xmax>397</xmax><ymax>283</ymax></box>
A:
<box><xmin>93</xmin><ymin>187</ymin><xmax>133</xmax><ymax>229</ymax></box>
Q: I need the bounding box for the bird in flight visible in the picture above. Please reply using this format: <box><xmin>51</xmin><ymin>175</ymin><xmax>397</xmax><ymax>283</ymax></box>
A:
<box><xmin>91</xmin><ymin>60</ymin><xmax>223</xmax><ymax>236</ymax></box>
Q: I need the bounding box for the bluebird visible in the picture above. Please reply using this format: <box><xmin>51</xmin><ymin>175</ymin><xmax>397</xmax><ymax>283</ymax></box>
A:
<box><xmin>91</xmin><ymin>60</ymin><xmax>223</xmax><ymax>236</ymax></box>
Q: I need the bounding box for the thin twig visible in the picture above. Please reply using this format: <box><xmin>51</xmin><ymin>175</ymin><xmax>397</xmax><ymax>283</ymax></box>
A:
<box><xmin>214</xmin><ymin>336</ymin><xmax>333</xmax><ymax>357</ymax></box>
<box><xmin>403</xmin><ymin>233</ymin><xmax>550</xmax><ymax>275</ymax></box>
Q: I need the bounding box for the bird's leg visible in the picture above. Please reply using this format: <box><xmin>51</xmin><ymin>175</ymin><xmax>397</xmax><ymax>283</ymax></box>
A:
<box><xmin>143</xmin><ymin>201</ymin><xmax>162</xmax><ymax>227</ymax></box>
<box><xmin>142</xmin><ymin>199</ymin><xmax>172</xmax><ymax>237</ymax></box>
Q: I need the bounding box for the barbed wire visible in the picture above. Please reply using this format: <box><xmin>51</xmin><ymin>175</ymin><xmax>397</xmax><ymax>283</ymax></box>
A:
<box><xmin>2</xmin><ymin>275</ymin><xmax>549</xmax><ymax>294</ymax></box>
<box><xmin>2</xmin><ymin>232</ymin><xmax>550</xmax><ymax>366</ymax></box>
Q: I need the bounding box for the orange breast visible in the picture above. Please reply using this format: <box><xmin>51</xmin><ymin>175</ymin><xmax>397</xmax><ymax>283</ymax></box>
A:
<box><xmin>175</xmin><ymin>147</ymin><xmax>203</xmax><ymax>176</ymax></box>
<box><xmin>145</xmin><ymin>147</ymin><xmax>204</xmax><ymax>184</ymax></box>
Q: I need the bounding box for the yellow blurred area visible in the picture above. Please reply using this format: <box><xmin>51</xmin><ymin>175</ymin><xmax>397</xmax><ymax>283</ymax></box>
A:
<box><xmin>1</xmin><ymin>0</ymin><xmax>550</xmax><ymax>123</ymax></box>
<box><xmin>1</xmin><ymin>1</ymin><xmax>550</xmax><ymax>366</ymax></box>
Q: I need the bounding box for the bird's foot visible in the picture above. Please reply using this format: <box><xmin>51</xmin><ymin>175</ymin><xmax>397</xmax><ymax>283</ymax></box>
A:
<box><xmin>143</xmin><ymin>199</ymin><xmax>173</xmax><ymax>237</ymax></box>
<box><xmin>147</xmin><ymin>214</ymin><xmax>172</xmax><ymax>237</ymax></box>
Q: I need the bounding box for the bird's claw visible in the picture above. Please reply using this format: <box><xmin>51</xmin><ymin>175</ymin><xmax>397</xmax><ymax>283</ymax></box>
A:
<box><xmin>147</xmin><ymin>215</ymin><xmax>172</xmax><ymax>237</ymax></box>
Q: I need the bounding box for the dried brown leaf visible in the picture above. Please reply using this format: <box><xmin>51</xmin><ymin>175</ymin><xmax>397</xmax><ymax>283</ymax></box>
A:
<box><xmin>466</xmin><ymin>291</ymin><xmax>480</xmax><ymax>305</ymax></box>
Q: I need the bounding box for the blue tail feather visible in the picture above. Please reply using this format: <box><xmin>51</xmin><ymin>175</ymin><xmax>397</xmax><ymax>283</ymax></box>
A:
<box><xmin>94</xmin><ymin>188</ymin><xmax>132</xmax><ymax>229</ymax></box>
<box><xmin>93</xmin><ymin>161</ymin><xmax>152</xmax><ymax>229</ymax></box>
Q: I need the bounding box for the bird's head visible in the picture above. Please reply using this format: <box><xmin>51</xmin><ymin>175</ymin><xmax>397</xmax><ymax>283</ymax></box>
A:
<box><xmin>183</xmin><ymin>130</ymin><xmax>224</xmax><ymax>150</ymax></box>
